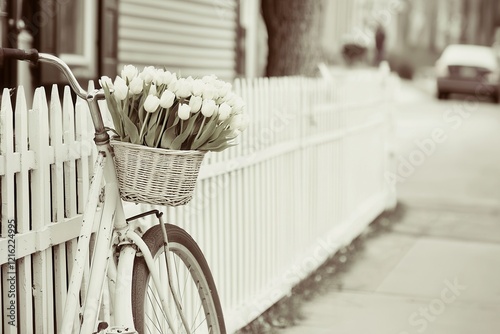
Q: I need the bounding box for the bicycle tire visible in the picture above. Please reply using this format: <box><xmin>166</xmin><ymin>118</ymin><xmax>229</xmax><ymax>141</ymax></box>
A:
<box><xmin>132</xmin><ymin>224</ymin><xmax>226</xmax><ymax>334</ymax></box>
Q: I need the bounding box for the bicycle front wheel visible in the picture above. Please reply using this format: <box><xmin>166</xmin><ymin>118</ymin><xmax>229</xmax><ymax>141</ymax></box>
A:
<box><xmin>132</xmin><ymin>224</ymin><xmax>226</xmax><ymax>334</ymax></box>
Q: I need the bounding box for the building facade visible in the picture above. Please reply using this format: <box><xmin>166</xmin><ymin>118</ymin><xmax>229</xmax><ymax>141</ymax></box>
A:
<box><xmin>0</xmin><ymin>0</ymin><xmax>240</xmax><ymax>89</ymax></box>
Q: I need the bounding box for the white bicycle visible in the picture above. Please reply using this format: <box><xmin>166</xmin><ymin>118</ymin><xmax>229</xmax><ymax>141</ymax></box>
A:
<box><xmin>0</xmin><ymin>48</ymin><xmax>226</xmax><ymax>334</ymax></box>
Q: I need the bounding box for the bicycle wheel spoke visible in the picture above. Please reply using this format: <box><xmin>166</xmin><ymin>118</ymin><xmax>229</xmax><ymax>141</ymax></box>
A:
<box><xmin>191</xmin><ymin>299</ymin><xmax>205</xmax><ymax>331</ymax></box>
<box><xmin>132</xmin><ymin>224</ymin><xmax>225</xmax><ymax>333</ymax></box>
<box><xmin>192</xmin><ymin>316</ymin><xmax>209</xmax><ymax>333</ymax></box>
<box><xmin>146</xmin><ymin>288</ymin><xmax>166</xmax><ymax>332</ymax></box>
<box><xmin>170</xmin><ymin>252</ymin><xmax>188</xmax><ymax>333</ymax></box>
<box><xmin>180</xmin><ymin>263</ymin><xmax>192</xmax><ymax>305</ymax></box>
<box><xmin>170</xmin><ymin>253</ymin><xmax>205</xmax><ymax>333</ymax></box>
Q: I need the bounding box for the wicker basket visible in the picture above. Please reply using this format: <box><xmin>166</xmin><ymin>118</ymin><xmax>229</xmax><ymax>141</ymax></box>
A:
<box><xmin>111</xmin><ymin>140</ymin><xmax>206</xmax><ymax>206</ymax></box>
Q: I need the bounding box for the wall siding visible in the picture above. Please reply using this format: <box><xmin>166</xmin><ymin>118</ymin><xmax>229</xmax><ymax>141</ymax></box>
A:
<box><xmin>118</xmin><ymin>0</ymin><xmax>238</xmax><ymax>80</ymax></box>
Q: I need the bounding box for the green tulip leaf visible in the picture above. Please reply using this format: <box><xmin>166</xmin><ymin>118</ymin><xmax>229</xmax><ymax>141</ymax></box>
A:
<box><xmin>160</xmin><ymin>129</ymin><xmax>176</xmax><ymax>149</ymax></box>
<box><xmin>103</xmin><ymin>85</ymin><xmax>124</xmax><ymax>138</ymax></box>
<box><xmin>170</xmin><ymin>115</ymin><xmax>199</xmax><ymax>150</ymax></box>
<box><xmin>191</xmin><ymin>118</ymin><xmax>218</xmax><ymax>149</ymax></box>
<box><xmin>122</xmin><ymin>113</ymin><xmax>139</xmax><ymax>144</ymax></box>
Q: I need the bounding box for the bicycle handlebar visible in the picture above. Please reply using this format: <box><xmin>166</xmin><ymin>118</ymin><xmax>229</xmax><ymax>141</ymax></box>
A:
<box><xmin>0</xmin><ymin>47</ymin><xmax>39</xmax><ymax>63</ymax></box>
<box><xmin>0</xmin><ymin>47</ymin><xmax>94</xmax><ymax>100</ymax></box>
<box><xmin>1</xmin><ymin>48</ymin><xmax>108</xmax><ymax>140</ymax></box>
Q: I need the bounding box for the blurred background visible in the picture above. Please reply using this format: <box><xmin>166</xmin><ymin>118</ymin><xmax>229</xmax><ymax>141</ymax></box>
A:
<box><xmin>1</xmin><ymin>1</ymin><xmax>500</xmax><ymax>333</ymax></box>
<box><xmin>1</xmin><ymin>0</ymin><xmax>500</xmax><ymax>87</ymax></box>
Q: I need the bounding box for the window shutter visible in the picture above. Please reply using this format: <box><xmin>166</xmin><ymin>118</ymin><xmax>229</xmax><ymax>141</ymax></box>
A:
<box><xmin>99</xmin><ymin>0</ymin><xmax>119</xmax><ymax>78</ymax></box>
<box><xmin>118</xmin><ymin>0</ymin><xmax>238</xmax><ymax>81</ymax></box>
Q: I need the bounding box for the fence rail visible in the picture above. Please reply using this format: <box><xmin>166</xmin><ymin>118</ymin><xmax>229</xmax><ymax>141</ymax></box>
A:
<box><xmin>0</xmin><ymin>70</ymin><xmax>398</xmax><ymax>333</ymax></box>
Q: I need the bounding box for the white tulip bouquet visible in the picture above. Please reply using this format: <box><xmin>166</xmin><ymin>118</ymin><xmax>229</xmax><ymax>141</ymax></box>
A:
<box><xmin>100</xmin><ymin>65</ymin><xmax>248</xmax><ymax>151</ymax></box>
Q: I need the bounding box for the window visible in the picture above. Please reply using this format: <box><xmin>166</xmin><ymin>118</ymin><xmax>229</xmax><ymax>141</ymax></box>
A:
<box><xmin>56</xmin><ymin>0</ymin><xmax>97</xmax><ymax>78</ymax></box>
<box><xmin>34</xmin><ymin>0</ymin><xmax>116</xmax><ymax>87</ymax></box>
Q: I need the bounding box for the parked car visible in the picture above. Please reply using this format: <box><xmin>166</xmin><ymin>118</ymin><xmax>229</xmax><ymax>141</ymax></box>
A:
<box><xmin>435</xmin><ymin>44</ymin><xmax>500</xmax><ymax>102</ymax></box>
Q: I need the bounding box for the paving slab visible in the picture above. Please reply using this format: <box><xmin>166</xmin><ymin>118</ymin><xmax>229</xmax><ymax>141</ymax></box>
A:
<box><xmin>276</xmin><ymin>226</ymin><xmax>500</xmax><ymax>334</ymax></box>
<box><xmin>375</xmin><ymin>237</ymin><xmax>500</xmax><ymax>304</ymax></box>
<box><xmin>324</xmin><ymin>233</ymin><xmax>418</xmax><ymax>292</ymax></box>
<box><xmin>392</xmin><ymin>206</ymin><xmax>500</xmax><ymax>244</ymax></box>
<box><xmin>279</xmin><ymin>291</ymin><xmax>500</xmax><ymax>334</ymax></box>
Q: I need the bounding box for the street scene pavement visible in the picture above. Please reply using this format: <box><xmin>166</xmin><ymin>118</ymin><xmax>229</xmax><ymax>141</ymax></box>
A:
<box><xmin>277</xmin><ymin>80</ymin><xmax>500</xmax><ymax>334</ymax></box>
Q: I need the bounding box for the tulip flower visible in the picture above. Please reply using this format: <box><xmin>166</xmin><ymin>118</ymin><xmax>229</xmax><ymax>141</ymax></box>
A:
<box><xmin>99</xmin><ymin>76</ymin><xmax>114</xmax><ymax>89</ymax></box>
<box><xmin>189</xmin><ymin>95</ymin><xmax>203</xmax><ymax>113</ymax></box>
<box><xmin>174</xmin><ymin>78</ymin><xmax>192</xmax><ymax>98</ymax></box>
<box><xmin>103</xmin><ymin>63</ymin><xmax>246</xmax><ymax>151</ymax></box>
<box><xmin>178</xmin><ymin>103</ymin><xmax>191</xmax><ymax>120</ymax></box>
<box><xmin>149</xmin><ymin>83</ymin><xmax>157</xmax><ymax>96</ymax></box>
<box><xmin>160</xmin><ymin>90</ymin><xmax>175</xmax><ymax>109</ymax></box>
<box><xmin>144</xmin><ymin>95</ymin><xmax>160</xmax><ymax>113</ymax></box>
<box><xmin>202</xmin><ymin>83</ymin><xmax>217</xmax><ymax>100</ymax></box>
<box><xmin>167</xmin><ymin>73</ymin><xmax>178</xmax><ymax>90</ymax></box>
<box><xmin>218</xmin><ymin>102</ymin><xmax>232</xmax><ymax>121</ymax></box>
<box><xmin>202</xmin><ymin>74</ymin><xmax>217</xmax><ymax>84</ymax></box>
<box><xmin>232</xmin><ymin>97</ymin><xmax>245</xmax><ymax>114</ymax></box>
<box><xmin>218</xmin><ymin>82</ymin><xmax>232</xmax><ymax>100</ymax></box>
<box><xmin>139</xmin><ymin>66</ymin><xmax>156</xmax><ymax>84</ymax></box>
<box><xmin>230</xmin><ymin>114</ymin><xmax>249</xmax><ymax>132</ymax></box>
<box><xmin>201</xmin><ymin>99</ymin><xmax>217</xmax><ymax>117</ymax></box>
<box><xmin>121</xmin><ymin>65</ymin><xmax>138</xmax><ymax>83</ymax></box>
<box><xmin>158</xmin><ymin>70</ymin><xmax>175</xmax><ymax>86</ymax></box>
<box><xmin>154</xmin><ymin>69</ymin><xmax>164</xmax><ymax>86</ymax></box>
<box><xmin>113</xmin><ymin>76</ymin><xmax>129</xmax><ymax>101</ymax></box>
<box><xmin>191</xmin><ymin>79</ymin><xmax>205</xmax><ymax>96</ymax></box>
<box><xmin>129</xmin><ymin>77</ymin><xmax>144</xmax><ymax>95</ymax></box>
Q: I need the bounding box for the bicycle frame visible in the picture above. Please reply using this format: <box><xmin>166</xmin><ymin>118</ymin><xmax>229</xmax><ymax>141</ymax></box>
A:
<box><xmin>31</xmin><ymin>53</ymin><xmax>181</xmax><ymax>334</ymax></box>
<box><xmin>38</xmin><ymin>53</ymin><xmax>129</xmax><ymax>333</ymax></box>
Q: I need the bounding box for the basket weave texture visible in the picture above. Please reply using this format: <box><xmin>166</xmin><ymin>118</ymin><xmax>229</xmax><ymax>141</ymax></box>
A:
<box><xmin>111</xmin><ymin>141</ymin><xmax>206</xmax><ymax>206</ymax></box>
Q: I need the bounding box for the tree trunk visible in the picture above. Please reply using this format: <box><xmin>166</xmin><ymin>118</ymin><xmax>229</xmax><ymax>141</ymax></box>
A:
<box><xmin>261</xmin><ymin>0</ymin><xmax>325</xmax><ymax>77</ymax></box>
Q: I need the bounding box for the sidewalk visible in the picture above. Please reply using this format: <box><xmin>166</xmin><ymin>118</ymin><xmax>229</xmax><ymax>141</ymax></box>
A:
<box><xmin>276</xmin><ymin>82</ymin><xmax>500</xmax><ymax>334</ymax></box>
<box><xmin>276</xmin><ymin>203</ymin><xmax>500</xmax><ymax>334</ymax></box>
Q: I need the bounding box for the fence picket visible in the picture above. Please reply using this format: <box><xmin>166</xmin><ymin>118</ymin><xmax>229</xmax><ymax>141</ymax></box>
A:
<box><xmin>63</xmin><ymin>86</ymin><xmax>78</xmax><ymax>218</ymax></box>
<box><xmin>29</xmin><ymin>87</ymin><xmax>53</xmax><ymax>333</ymax></box>
<box><xmin>14</xmin><ymin>87</ymin><xmax>34</xmax><ymax>334</ymax></box>
<box><xmin>46</xmin><ymin>85</ymin><xmax>68</xmax><ymax>332</ymax></box>
<box><xmin>1</xmin><ymin>71</ymin><xmax>396</xmax><ymax>332</ymax></box>
<box><xmin>75</xmin><ymin>96</ymin><xmax>94</xmax><ymax>212</ymax></box>
<box><xmin>50</xmin><ymin>85</ymin><xmax>66</xmax><ymax>223</ymax></box>
<box><xmin>1</xmin><ymin>88</ymin><xmax>17</xmax><ymax>334</ymax></box>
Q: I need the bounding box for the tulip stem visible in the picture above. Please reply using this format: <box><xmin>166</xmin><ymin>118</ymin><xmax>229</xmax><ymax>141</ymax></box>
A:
<box><xmin>130</xmin><ymin>94</ymin><xmax>138</xmax><ymax>119</ymax></box>
<box><xmin>194</xmin><ymin>117</ymin><xmax>206</xmax><ymax>142</ymax></box>
<box><xmin>155</xmin><ymin>107</ymin><xmax>170</xmax><ymax>148</ymax></box>
<box><xmin>139</xmin><ymin>112</ymin><xmax>151</xmax><ymax>144</ymax></box>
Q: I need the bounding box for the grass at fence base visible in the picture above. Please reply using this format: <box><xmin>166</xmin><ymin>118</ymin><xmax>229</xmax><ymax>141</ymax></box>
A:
<box><xmin>235</xmin><ymin>203</ymin><xmax>406</xmax><ymax>334</ymax></box>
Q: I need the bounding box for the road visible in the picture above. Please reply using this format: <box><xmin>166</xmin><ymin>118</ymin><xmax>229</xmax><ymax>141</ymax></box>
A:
<box><xmin>276</xmin><ymin>80</ymin><xmax>500</xmax><ymax>334</ymax></box>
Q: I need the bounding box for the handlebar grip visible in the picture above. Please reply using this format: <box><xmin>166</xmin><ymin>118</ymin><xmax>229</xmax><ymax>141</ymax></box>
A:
<box><xmin>0</xmin><ymin>48</ymin><xmax>39</xmax><ymax>63</ymax></box>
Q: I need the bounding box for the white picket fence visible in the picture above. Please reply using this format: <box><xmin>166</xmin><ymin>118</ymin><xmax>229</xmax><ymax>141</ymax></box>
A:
<box><xmin>0</xmin><ymin>70</ymin><xmax>398</xmax><ymax>333</ymax></box>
